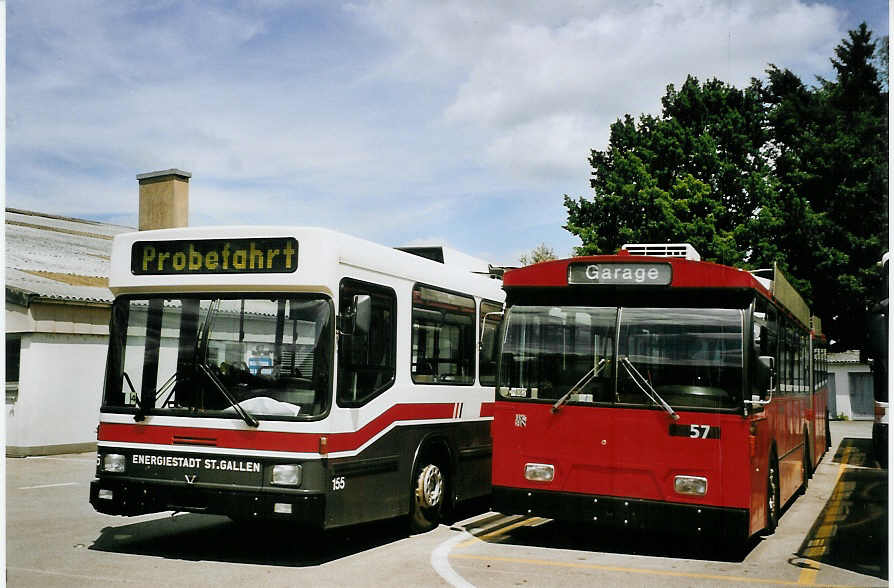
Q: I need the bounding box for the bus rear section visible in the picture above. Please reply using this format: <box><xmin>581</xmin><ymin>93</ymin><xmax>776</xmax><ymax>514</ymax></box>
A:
<box><xmin>491</xmin><ymin>247</ymin><xmax>822</xmax><ymax>543</ymax></box>
<box><xmin>90</xmin><ymin>227</ymin><xmax>504</xmax><ymax>531</ymax></box>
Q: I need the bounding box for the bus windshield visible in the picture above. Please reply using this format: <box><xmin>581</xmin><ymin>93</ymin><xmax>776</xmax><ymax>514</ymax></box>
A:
<box><xmin>498</xmin><ymin>306</ymin><xmax>743</xmax><ymax>410</ymax></box>
<box><xmin>104</xmin><ymin>295</ymin><xmax>333</xmax><ymax>420</ymax></box>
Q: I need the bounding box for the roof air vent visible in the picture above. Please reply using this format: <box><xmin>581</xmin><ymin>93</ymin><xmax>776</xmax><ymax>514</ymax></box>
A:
<box><xmin>621</xmin><ymin>243</ymin><xmax>701</xmax><ymax>261</ymax></box>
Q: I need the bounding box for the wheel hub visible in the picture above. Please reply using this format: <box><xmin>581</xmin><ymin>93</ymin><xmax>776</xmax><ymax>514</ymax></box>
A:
<box><xmin>416</xmin><ymin>464</ymin><xmax>443</xmax><ymax>508</ymax></box>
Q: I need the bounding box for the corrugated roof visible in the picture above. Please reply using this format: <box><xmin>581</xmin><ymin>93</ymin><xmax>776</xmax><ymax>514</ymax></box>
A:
<box><xmin>5</xmin><ymin>209</ymin><xmax>133</xmax><ymax>306</ymax></box>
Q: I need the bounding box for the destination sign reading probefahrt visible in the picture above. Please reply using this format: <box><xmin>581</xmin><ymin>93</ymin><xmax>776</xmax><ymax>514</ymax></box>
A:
<box><xmin>132</xmin><ymin>237</ymin><xmax>298</xmax><ymax>275</ymax></box>
<box><xmin>568</xmin><ymin>262</ymin><xmax>672</xmax><ymax>286</ymax></box>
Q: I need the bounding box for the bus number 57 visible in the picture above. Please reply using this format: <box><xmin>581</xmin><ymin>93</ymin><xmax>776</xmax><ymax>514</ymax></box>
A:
<box><xmin>690</xmin><ymin>424</ymin><xmax>711</xmax><ymax>439</ymax></box>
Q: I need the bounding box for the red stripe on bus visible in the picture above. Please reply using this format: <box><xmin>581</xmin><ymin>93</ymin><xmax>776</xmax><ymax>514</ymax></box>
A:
<box><xmin>98</xmin><ymin>402</ymin><xmax>456</xmax><ymax>454</ymax></box>
<box><xmin>479</xmin><ymin>402</ymin><xmax>495</xmax><ymax>417</ymax></box>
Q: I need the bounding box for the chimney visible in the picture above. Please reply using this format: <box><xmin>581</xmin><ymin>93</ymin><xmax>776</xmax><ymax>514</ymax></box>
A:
<box><xmin>136</xmin><ymin>168</ymin><xmax>191</xmax><ymax>230</ymax></box>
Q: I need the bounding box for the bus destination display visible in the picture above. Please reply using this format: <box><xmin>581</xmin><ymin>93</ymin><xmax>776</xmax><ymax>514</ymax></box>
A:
<box><xmin>567</xmin><ymin>262</ymin><xmax>671</xmax><ymax>286</ymax></box>
<box><xmin>132</xmin><ymin>237</ymin><xmax>298</xmax><ymax>275</ymax></box>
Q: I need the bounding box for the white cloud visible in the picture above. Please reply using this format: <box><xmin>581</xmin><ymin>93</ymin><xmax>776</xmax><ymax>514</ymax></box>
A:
<box><xmin>7</xmin><ymin>0</ymin><xmax>880</xmax><ymax>264</ymax></box>
<box><xmin>354</xmin><ymin>0</ymin><xmax>844</xmax><ymax>179</ymax></box>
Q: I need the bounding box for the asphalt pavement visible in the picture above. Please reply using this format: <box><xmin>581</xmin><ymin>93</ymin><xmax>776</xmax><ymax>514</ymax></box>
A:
<box><xmin>4</xmin><ymin>419</ymin><xmax>888</xmax><ymax>587</ymax></box>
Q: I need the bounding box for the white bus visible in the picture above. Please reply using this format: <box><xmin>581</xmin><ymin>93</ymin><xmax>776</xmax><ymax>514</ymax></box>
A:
<box><xmin>90</xmin><ymin>226</ymin><xmax>504</xmax><ymax>532</ymax></box>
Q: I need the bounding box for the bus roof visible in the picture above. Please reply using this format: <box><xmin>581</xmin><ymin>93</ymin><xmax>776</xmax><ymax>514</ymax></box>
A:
<box><xmin>108</xmin><ymin>226</ymin><xmax>504</xmax><ymax>301</ymax></box>
<box><xmin>503</xmin><ymin>253</ymin><xmax>811</xmax><ymax>328</ymax></box>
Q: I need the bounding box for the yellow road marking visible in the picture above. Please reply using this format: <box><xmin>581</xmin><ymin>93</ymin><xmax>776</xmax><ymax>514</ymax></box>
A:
<box><xmin>796</xmin><ymin>560</ymin><xmax>820</xmax><ymax>585</ymax></box>
<box><xmin>456</xmin><ymin>516</ymin><xmax>545</xmax><ymax>549</ymax></box>
<box><xmin>813</xmin><ymin>524</ymin><xmax>837</xmax><ymax>539</ymax></box>
<box><xmin>803</xmin><ymin>445</ymin><xmax>853</xmax><ymax>560</ymax></box>
<box><xmin>451</xmin><ymin>553</ymin><xmax>846</xmax><ymax>587</ymax></box>
<box><xmin>455</xmin><ymin>445</ymin><xmax>865</xmax><ymax>586</ymax></box>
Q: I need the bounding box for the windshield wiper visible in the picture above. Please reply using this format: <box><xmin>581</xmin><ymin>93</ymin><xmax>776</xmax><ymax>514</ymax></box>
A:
<box><xmin>197</xmin><ymin>362</ymin><xmax>259</xmax><ymax>427</ymax></box>
<box><xmin>127</xmin><ymin>370</ymin><xmax>183</xmax><ymax>421</ymax></box>
<box><xmin>619</xmin><ymin>356</ymin><xmax>679</xmax><ymax>421</ymax></box>
<box><xmin>191</xmin><ymin>299</ymin><xmax>257</xmax><ymax>426</ymax></box>
<box><xmin>552</xmin><ymin>358</ymin><xmax>608</xmax><ymax>414</ymax></box>
<box><xmin>197</xmin><ymin>300</ymin><xmax>219</xmax><ymax>359</ymax></box>
<box><xmin>124</xmin><ymin>372</ymin><xmax>146</xmax><ymax>422</ymax></box>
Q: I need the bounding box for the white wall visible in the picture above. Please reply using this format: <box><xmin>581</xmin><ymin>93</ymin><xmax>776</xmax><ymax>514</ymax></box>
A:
<box><xmin>829</xmin><ymin>362</ymin><xmax>871</xmax><ymax>420</ymax></box>
<box><xmin>6</xmin><ymin>332</ymin><xmax>108</xmax><ymax>454</ymax></box>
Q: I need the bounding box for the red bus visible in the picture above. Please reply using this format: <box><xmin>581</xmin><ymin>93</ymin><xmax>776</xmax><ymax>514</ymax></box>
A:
<box><xmin>491</xmin><ymin>243</ymin><xmax>828</xmax><ymax>543</ymax></box>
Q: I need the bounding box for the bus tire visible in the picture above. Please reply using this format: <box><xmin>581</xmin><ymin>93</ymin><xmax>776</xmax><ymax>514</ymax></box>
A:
<box><xmin>826</xmin><ymin>410</ymin><xmax>832</xmax><ymax>450</ymax></box>
<box><xmin>764</xmin><ymin>454</ymin><xmax>780</xmax><ymax>535</ymax></box>
<box><xmin>804</xmin><ymin>430</ymin><xmax>813</xmax><ymax>479</ymax></box>
<box><xmin>410</xmin><ymin>460</ymin><xmax>447</xmax><ymax>533</ymax></box>
<box><xmin>800</xmin><ymin>435</ymin><xmax>811</xmax><ymax>494</ymax></box>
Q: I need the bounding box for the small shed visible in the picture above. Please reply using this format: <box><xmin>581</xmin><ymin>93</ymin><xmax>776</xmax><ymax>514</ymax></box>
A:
<box><xmin>827</xmin><ymin>350</ymin><xmax>874</xmax><ymax>420</ymax></box>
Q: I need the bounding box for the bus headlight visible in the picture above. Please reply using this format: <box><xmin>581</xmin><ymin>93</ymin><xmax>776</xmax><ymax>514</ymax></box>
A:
<box><xmin>524</xmin><ymin>463</ymin><xmax>555</xmax><ymax>482</ymax></box>
<box><xmin>674</xmin><ymin>475</ymin><xmax>707</xmax><ymax>496</ymax></box>
<box><xmin>102</xmin><ymin>454</ymin><xmax>126</xmax><ymax>473</ymax></box>
<box><xmin>272</xmin><ymin>464</ymin><xmax>302</xmax><ymax>486</ymax></box>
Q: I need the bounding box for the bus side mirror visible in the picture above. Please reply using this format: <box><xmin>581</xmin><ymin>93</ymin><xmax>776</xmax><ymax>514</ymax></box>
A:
<box><xmin>759</xmin><ymin>355</ymin><xmax>775</xmax><ymax>397</ymax></box>
<box><xmin>479</xmin><ymin>311</ymin><xmax>504</xmax><ymax>349</ymax></box>
<box><xmin>746</xmin><ymin>356</ymin><xmax>775</xmax><ymax>408</ymax></box>
<box><xmin>337</xmin><ymin>294</ymin><xmax>371</xmax><ymax>336</ymax></box>
<box><xmin>353</xmin><ymin>295</ymin><xmax>371</xmax><ymax>336</ymax></box>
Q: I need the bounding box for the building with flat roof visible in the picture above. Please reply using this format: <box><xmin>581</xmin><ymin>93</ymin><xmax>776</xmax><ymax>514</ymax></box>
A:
<box><xmin>6</xmin><ymin>208</ymin><xmax>131</xmax><ymax>455</ymax></box>
<box><xmin>6</xmin><ymin>169</ymin><xmax>192</xmax><ymax>456</ymax></box>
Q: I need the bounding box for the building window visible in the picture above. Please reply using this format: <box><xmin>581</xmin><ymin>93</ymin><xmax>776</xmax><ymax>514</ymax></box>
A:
<box><xmin>6</xmin><ymin>335</ymin><xmax>21</xmax><ymax>404</ymax></box>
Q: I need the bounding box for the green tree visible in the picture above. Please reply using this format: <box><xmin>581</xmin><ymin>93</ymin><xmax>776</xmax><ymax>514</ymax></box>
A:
<box><xmin>875</xmin><ymin>35</ymin><xmax>889</xmax><ymax>90</ymax></box>
<box><xmin>565</xmin><ymin>75</ymin><xmax>773</xmax><ymax>265</ymax></box>
<box><xmin>565</xmin><ymin>24</ymin><xmax>888</xmax><ymax>349</ymax></box>
<box><xmin>519</xmin><ymin>243</ymin><xmax>558</xmax><ymax>266</ymax></box>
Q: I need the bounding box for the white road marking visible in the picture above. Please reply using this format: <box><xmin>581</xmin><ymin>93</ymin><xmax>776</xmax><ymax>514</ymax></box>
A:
<box><xmin>8</xmin><ymin>566</ymin><xmax>144</xmax><ymax>584</ymax></box>
<box><xmin>28</xmin><ymin>456</ymin><xmax>96</xmax><ymax>462</ymax></box>
<box><xmin>18</xmin><ymin>482</ymin><xmax>79</xmax><ymax>490</ymax></box>
<box><xmin>431</xmin><ymin>529</ymin><xmax>477</xmax><ymax>588</ymax></box>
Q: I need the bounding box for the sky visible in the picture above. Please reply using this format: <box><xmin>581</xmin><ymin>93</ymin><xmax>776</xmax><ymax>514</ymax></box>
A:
<box><xmin>5</xmin><ymin>0</ymin><xmax>889</xmax><ymax>266</ymax></box>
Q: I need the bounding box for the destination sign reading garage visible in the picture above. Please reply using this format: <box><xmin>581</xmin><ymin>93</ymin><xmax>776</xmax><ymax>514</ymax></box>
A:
<box><xmin>132</xmin><ymin>237</ymin><xmax>298</xmax><ymax>275</ymax></box>
<box><xmin>568</xmin><ymin>262</ymin><xmax>672</xmax><ymax>286</ymax></box>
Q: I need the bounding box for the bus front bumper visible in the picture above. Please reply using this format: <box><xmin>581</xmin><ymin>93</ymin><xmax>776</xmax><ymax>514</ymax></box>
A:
<box><xmin>90</xmin><ymin>477</ymin><xmax>325</xmax><ymax>526</ymax></box>
<box><xmin>493</xmin><ymin>486</ymin><xmax>749</xmax><ymax>541</ymax></box>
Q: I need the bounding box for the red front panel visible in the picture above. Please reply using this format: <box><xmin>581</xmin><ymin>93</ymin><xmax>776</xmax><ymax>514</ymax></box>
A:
<box><xmin>492</xmin><ymin>402</ymin><xmax>752</xmax><ymax>509</ymax></box>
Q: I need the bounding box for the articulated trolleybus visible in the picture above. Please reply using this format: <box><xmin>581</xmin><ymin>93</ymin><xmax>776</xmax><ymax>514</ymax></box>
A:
<box><xmin>90</xmin><ymin>227</ymin><xmax>504</xmax><ymax>532</ymax></box>
<box><xmin>491</xmin><ymin>244</ymin><xmax>828</xmax><ymax>543</ymax></box>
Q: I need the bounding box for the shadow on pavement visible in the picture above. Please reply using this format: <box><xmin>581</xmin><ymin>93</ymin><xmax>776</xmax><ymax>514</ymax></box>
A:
<box><xmin>797</xmin><ymin>437</ymin><xmax>888</xmax><ymax>580</ymax></box>
<box><xmin>90</xmin><ymin>513</ymin><xmax>411</xmax><ymax>566</ymax></box>
<box><xmin>89</xmin><ymin>496</ymin><xmax>492</xmax><ymax>566</ymax></box>
<box><xmin>460</xmin><ymin>517</ymin><xmax>754</xmax><ymax>563</ymax></box>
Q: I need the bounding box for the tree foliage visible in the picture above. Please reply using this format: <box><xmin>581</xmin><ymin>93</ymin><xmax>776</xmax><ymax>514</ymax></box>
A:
<box><xmin>519</xmin><ymin>243</ymin><xmax>558</xmax><ymax>266</ymax></box>
<box><xmin>564</xmin><ymin>24</ymin><xmax>888</xmax><ymax>349</ymax></box>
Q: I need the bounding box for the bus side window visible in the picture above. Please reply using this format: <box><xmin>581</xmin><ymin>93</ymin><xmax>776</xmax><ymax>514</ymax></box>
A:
<box><xmin>411</xmin><ymin>284</ymin><xmax>475</xmax><ymax>385</ymax></box>
<box><xmin>337</xmin><ymin>279</ymin><xmax>396</xmax><ymax>406</ymax></box>
<box><xmin>479</xmin><ymin>300</ymin><xmax>503</xmax><ymax>386</ymax></box>
<box><xmin>753</xmin><ymin>299</ymin><xmax>777</xmax><ymax>400</ymax></box>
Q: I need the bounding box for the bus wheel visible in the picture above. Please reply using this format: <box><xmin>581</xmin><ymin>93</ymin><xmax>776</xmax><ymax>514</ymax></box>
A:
<box><xmin>764</xmin><ymin>456</ymin><xmax>780</xmax><ymax>535</ymax></box>
<box><xmin>825</xmin><ymin>410</ymin><xmax>832</xmax><ymax>450</ymax></box>
<box><xmin>410</xmin><ymin>461</ymin><xmax>446</xmax><ymax>533</ymax></box>
<box><xmin>802</xmin><ymin>433</ymin><xmax>812</xmax><ymax>488</ymax></box>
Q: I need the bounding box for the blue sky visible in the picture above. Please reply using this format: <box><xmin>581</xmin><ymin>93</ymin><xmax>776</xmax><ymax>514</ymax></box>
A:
<box><xmin>6</xmin><ymin>0</ymin><xmax>889</xmax><ymax>266</ymax></box>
